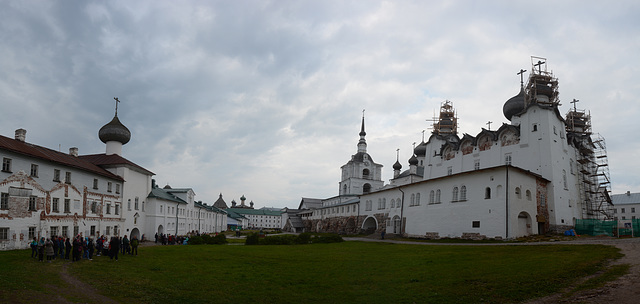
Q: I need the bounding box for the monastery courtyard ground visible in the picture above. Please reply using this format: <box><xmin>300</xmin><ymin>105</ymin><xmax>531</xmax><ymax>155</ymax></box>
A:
<box><xmin>1</xmin><ymin>235</ymin><xmax>638</xmax><ymax>303</ymax></box>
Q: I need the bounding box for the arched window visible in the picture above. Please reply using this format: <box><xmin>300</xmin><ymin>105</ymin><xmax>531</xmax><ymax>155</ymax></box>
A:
<box><xmin>436</xmin><ymin>189</ymin><xmax>441</xmax><ymax>203</ymax></box>
<box><xmin>460</xmin><ymin>185</ymin><xmax>467</xmax><ymax>201</ymax></box>
<box><xmin>382</xmin><ymin>198</ymin><xmax>386</xmax><ymax>209</ymax></box>
<box><xmin>570</xmin><ymin>159</ymin><xmax>574</xmax><ymax>174</ymax></box>
<box><xmin>485</xmin><ymin>187</ymin><xmax>491</xmax><ymax>199</ymax></box>
<box><xmin>526</xmin><ymin>190</ymin><xmax>532</xmax><ymax>200</ymax></box>
<box><xmin>363</xmin><ymin>169</ymin><xmax>370</xmax><ymax>179</ymax></box>
<box><xmin>411</xmin><ymin>194</ymin><xmax>415</xmax><ymax>206</ymax></box>
<box><xmin>363</xmin><ymin>183</ymin><xmax>371</xmax><ymax>194</ymax></box>
<box><xmin>429</xmin><ymin>190</ymin><xmax>435</xmax><ymax>204</ymax></box>
<box><xmin>343</xmin><ymin>184</ymin><xmax>347</xmax><ymax>194</ymax></box>
<box><xmin>515</xmin><ymin>187</ymin><xmax>521</xmax><ymax>199</ymax></box>
<box><xmin>390</xmin><ymin>199</ymin><xmax>395</xmax><ymax>208</ymax></box>
<box><xmin>416</xmin><ymin>193</ymin><xmax>420</xmax><ymax>206</ymax></box>
<box><xmin>452</xmin><ymin>187</ymin><xmax>459</xmax><ymax>202</ymax></box>
<box><xmin>397</xmin><ymin>197</ymin><xmax>401</xmax><ymax>208</ymax></box>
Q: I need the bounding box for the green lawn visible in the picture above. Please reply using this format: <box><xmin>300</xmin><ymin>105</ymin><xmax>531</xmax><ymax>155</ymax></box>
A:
<box><xmin>0</xmin><ymin>242</ymin><xmax>623</xmax><ymax>303</ymax></box>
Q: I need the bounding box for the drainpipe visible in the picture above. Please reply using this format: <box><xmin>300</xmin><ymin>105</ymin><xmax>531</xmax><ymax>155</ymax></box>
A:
<box><xmin>398</xmin><ymin>187</ymin><xmax>405</xmax><ymax>235</ymax></box>
<box><xmin>506</xmin><ymin>166</ymin><xmax>509</xmax><ymax>239</ymax></box>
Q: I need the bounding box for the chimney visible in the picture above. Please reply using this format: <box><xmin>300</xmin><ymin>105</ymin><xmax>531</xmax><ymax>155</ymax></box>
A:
<box><xmin>15</xmin><ymin>129</ymin><xmax>26</xmax><ymax>142</ymax></box>
<box><xmin>69</xmin><ymin>147</ymin><xmax>79</xmax><ymax>157</ymax></box>
<box><xmin>627</xmin><ymin>191</ymin><xmax>631</xmax><ymax>196</ymax></box>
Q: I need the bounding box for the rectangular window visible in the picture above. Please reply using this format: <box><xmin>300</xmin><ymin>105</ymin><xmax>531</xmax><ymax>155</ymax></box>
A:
<box><xmin>62</xmin><ymin>226</ymin><xmax>68</xmax><ymax>238</ymax></box>
<box><xmin>30</xmin><ymin>164</ymin><xmax>39</xmax><ymax>177</ymax></box>
<box><xmin>50</xmin><ymin>226</ymin><xmax>58</xmax><ymax>237</ymax></box>
<box><xmin>64</xmin><ymin>199</ymin><xmax>70</xmax><ymax>213</ymax></box>
<box><xmin>2</xmin><ymin>158</ymin><xmax>11</xmax><ymax>172</ymax></box>
<box><xmin>106</xmin><ymin>203</ymin><xmax>111</xmax><ymax>214</ymax></box>
<box><xmin>116</xmin><ymin>184</ymin><xmax>120</xmax><ymax>194</ymax></box>
<box><xmin>621</xmin><ymin>208</ymin><xmax>626</xmax><ymax>213</ymax></box>
<box><xmin>1</xmin><ymin>193</ymin><xmax>8</xmax><ymax>210</ymax></box>
<box><xmin>52</xmin><ymin>198</ymin><xmax>59</xmax><ymax>212</ymax></box>
<box><xmin>447</xmin><ymin>166</ymin><xmax>452</xmax><ymax>176</ymax></box>
<box><xmin>65</xmin><ymin>172</ymin><xmax>71</xmax><ymax>184</ymax></box>
<box><xmin>472</xmin><ymin>221</ymin><xmax>480</xmax><ymax>228</ymax></box>
<box><xmin>115</xmin><ymin>204</ymin><xmax>119</xmax><ymax>215</ymax></box>
<box><xmin>504</xmin><ymin>153</ymin><xmax>512</xmax><ymax>165</ymax></box>
<box><xmin>93</xmin><ymin>179</ymin><xmax>99</xmax><ymax>189</ymax></box>
<box><xmin>114</xmin><ymin>226</ymin><xmax>119</xmax><ymax>236</ymax></box>
<box><xmin>632</xmin><ymin>208</ymin><xmax>636</xmax><ymax>213</ymax></box>
<box><xmin>107</xmin><ymin>182</ymin><xmax>112</xmax><ymax>192</ymax></box>
<box><xmin>28</xmin><ymin>196</ymin><xmax>37</xmax><ymax>211</ymax></box>
<box><xmin>0</xmin><ymin>227</ymin><xmax>8</xmax><ymax>240</ymax></box>
<box><xmin>106</xmin><ymin>226</ymin><xmax>111</xmax><ymax>235</ymax></box>
<box><xmin>73</xmin><ymin>226</ymin><xmax>79</xmax><ymax>236</ymax></box>
<box><xmin>474</xmin><ymin>160</ymin><xmax>480</xmax><ymax>170</ymax></box>
<box><xmin>128</xmin><ymin>199</ymin><xmax>131</xmax><ymax>211</ymax></box>
<box><xmin>90</xmin><ymin>226</ymin><xmax>96</xmax><ymax>236</ymax></box>
<box><xmin>91</xmin><ymin>201</ymin><xmax>97</xmax><ymax>214</ymax></box>
<box><xmin>28</xmin><ymin>227</ymin><xmax>36</xmax><ymax>239</ymax></box>
<box><xmin>135</xmin><ymin>197</ymin><xmax>139</xmax><ymax>210</ymax></box>
<box><xmin>53</xmin><ymin>169</ymin><xmax>60</xmax><ymax>182</ymax></box>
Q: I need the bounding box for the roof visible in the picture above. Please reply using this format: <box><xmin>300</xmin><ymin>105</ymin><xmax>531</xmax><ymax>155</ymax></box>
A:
<box><xmin>228</xmin><ymin>208</ymin><xmax>283</xmax><ymax>216</ymax></box>
<box><xmin>299</xmin><ymin>197</ymin><xmax>323</xmax><ymax>210</ymax></box>
<box><xmin>0</xmin><ymin>133</ymin><xmax>124</xmax><ymax>182</ymax></box>
<box><xmin>79</xmin><ymin>153</ymin><xmax>155</xmax><ymax>176</ymax></box>
<box><xmin>224</xmin><ymin>208</ymin><xmax>248</xmax><ymax>220</ymax></box>
<box><xmin>287</xmin><ymin>215</ymin><xmax>305</xmax><ymax>229</ymax></box>
<box><xmin>213</xmin><ymin>194</ymin><xmax>228</xmax><ymax>209</ymax></box>
<box><xmin>611</xmin><ymin>192</ymin><xmax>640</xmax><ymax>205</ymax></box>
<box><xmin>147</xmin><ymin>186</ymin><xmax>187</xmax><ymax>204</ymax></box>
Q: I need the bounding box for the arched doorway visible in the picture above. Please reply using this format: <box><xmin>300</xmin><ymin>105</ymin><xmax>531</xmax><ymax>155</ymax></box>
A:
<box><xmin>392</xmin><ymin>216</ymin><xmax>401</xmax><ymax>234</ymax></box>
<box><xmin>362</xmin><ymin>216</ymin><xmax>377</xmax><ymax>234</ymax></box>
<box><xmin>517</xmin><ymin>212</ymin><xmax>532</xmax><ymax>237</ymax></box>
<box><xmin>157</xmin><ymin>225</ymin><xmax>164</xmax><ymax>235</ymax></box>
<box><xmin>130</xmin><ymin>228</ymin><xmax>141</xmax><ymax>241</ymax></box>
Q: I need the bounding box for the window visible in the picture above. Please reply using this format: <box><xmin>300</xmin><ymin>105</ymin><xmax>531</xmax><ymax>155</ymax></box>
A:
<box><xmin>160</xmin><ymin>205</ymin><xmax>163</xmax><ymax>213</ymax></box>
<box><xmin>115</xmin><ymin>184</ymin><xmax>120</xmax><ymax>194</ymax></box>
<box><xmin>526</xmin><ymin>190</ymin><xmax>532</xmax><ymax>201</ymax></box>
<box><xmin>541</xmin><ymin>193</ymin><xmax>546</xmax><ymax>207</ymax></box>
<box><xmin>30</xmin><ymin>164</ymin><xmax>38</xmax><ymax>177</ymax></box>
<box><xmin>532</xmin><ymin>124</ymin><xmax>538</xmax><ymax>132</ymax></box>
<box><xmin>128</xmin><ymin>199</ymin><xmax>131</xmax><ymax>211</ymax></box>
<box><xmin>452</xmin><ymin>187</ymin><xmax>459</xmax><ymax>202</ymax></box>
<box><xmin>62</xmin><ymin>226</ymin><xmax>68</xmax><ymax>238</ymax></box>
<box><xmin>106</xmin><ymin>203</ymin><xmax>111</xmax><ymax>214</ymax></box>
<box><xmin>362</xmin><ymin>169</ymin><xmax>370</xmax><ymax>179</ymax></box>
<box><xmin>504</xmin><ymin>153</ymin><xmax>512</xmax><ymax>165</ymax></box>
<box><xmin>365</xmin><ymin>200</ymin><xmax>372</xmax><ymax>211</ymax></box>
<box><xmin>29</xmin><ymin>227</ymin><xmax>36</xmax><ymax>239</ymax></box>
<box><xmin>93</xmin><ymin>179</ymin><xmax>99</xmax><ymax>189</ymax></box>
<box><xmin>53</xmin><ymin>169</ymin><xmax>60</xmax><ymax>182</ymax></box>
<box><xmin>474</xmin><ymin>160</ymin><xmax>480</xmax><ymax>170</ymax></box>
<box><xmin>515</xmin><ymin>187</ymin><xmax>521</xmax><ymax>199</ymax></box>
<box><xmin>1</xmin><ymin>193</ymin><xmax>9</xmax><ymax>209</ymax></box>
<box><xmin>621</xmin><ymin>208</ymin><xmax>626</xmax><ymax>213</ymax></box>
<box><xmin>51</xmin><ymin>226</ymin><xmax>58</xmax><ymax>237</ymax></box>
<box><xmin>64</xmin><ymin>199</ymin><xmax>70</xmax><ymax>213</ymax></box>
<box><xmin>391</xmin><ymin>199</ymin><xmax>395</xmax><ymax>208</ymax></box>
<box><xmin>142</xmin><ymin>201</ymin><xmax>145</xmax><ymax>212</ymax></box>
<box><xmin>563</xmin><ymin>170</ymin><xmax>568</xmax><ymax>189</ymax></box>
<box><xmin>382</xmin><ymin>198</ymin><xmax>386</xmax><ymax>209</ymax></box>
<box><xmin>416</xmin><ymin>193</ymin><xmax>420</xmax><ymax>206</ymax></box>
<box><xmin>0</xmin><ymin>227</ymin><xmax>8</xmax><ymax>240</ymax></box>
<box><xmin>485</xmin><ymin>187</ymin><xmax>491</xmax><ymax>199</ymax></box>
<box><xmin>396</xmin><ymin>197</ymin><xmax>401</xmax><ymax>208</ymax></box>
<box><xmin>91</xmin><ymin>201</ymin><xmax>97</xmax><ymax>214</ymax></box>
<box><xmin>436</xmin><ymin>189</ymin><xmax>441</xmax><ymax>203</ymax></box>
<box><xmin>115</xmin><ymin>204</ymin><xmax>120</xmax><ymax>215</ymax></box>
<box><xmin>410</xmin><ymin>194</ymin><xmax>415</xmax><ymax>206</ymax></box>
<box><xmin>90</xmin><ymin>226</ymin><xmax>96</xmax><ymax>236</ymax></box>
<box><xmin>553</xmin><ymin>126</ymin><xmax>557</xmax><ymax>135</ymax></box>
<box><xmin>106</xmin><ymin>226</ymin><xmax>111</xmax><ymax>235</ymax></box>
<box><xmin>28</xmin><ymin>196</ymin><xmax>36</xmax><ymax>211</ymax></box>
<box><xmin>460</xmin><ymin>186</ymin><xmax>467</xmax><ymax>201</ymax></box>
<box><xmin>429</xmin><ymin>190</ymin><xmax>435</xmax><ymax>204</ymax></box>
<box><xmin>107</xmin><ymin>182</ymin><xmax>112</xmax><ymax>192</ymax></box>
<box><xmin>114</xmin><ymin>226</ymin><xmax>119</xmax><ymax>236</ymax></box>
<box><xmin>65</xmin><ymin>172</ymin><xmax>71</xmax><ymax>184</ymax></box>
<box><xmin>363</xmin><ymin>183</ymin><xmax>371</xmax><ymax>194</ymax></box>
<box><xmin>2</xmin><ymin>158</ymin><xmax>11</xmax><ymax>172</ymax></box>
<box><xmin>632</xmin><ymin>208</ymin><xmax>636</xmax><ymax>213</ymax></box>
<box><xmin>52</xmin><ymin>198</ymin><xmax>59</xmax><ymax>212</ymax></box>
<box><xmin>570</xmin><ymin>159</ymin><xmax>574</xmax><ymax>175</ymax></box>
<box><xmin>472</xmin><ymin>221</ymin><xmax>480</xmax><ymax>228</ymax></box>
<box><xmin>135</xmin><ymin>197</ymin><xmax>139</xmax><ymax>210</ymax></box>
<box><xmin>447</xmin><ymin>166</ymin><xmax>452</xmax><ymax>175</ymax></box>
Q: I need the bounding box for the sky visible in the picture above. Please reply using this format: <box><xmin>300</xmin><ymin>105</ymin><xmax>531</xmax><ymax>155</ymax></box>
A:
<box><xmin>1</xmin><ymin>0</ymin><xmax>639</xmax><ymax>209</ymax></box>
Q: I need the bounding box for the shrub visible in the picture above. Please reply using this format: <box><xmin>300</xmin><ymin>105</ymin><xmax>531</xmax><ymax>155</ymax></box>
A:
<box><xmin>259</xmin><ymin>234</ymin><xmax>298</xmax><ymax>245</ymax></box>
<box><xmin>245</xmin><ymin>233</ymin><xmax>260</xmax><ymax>245</ymax></box>
<box><xmin>312</xmin><ymin>233</ymin><xmax>344</xmax><ymax>244</ymax></box>
<box><xmin>295</xmin><ymin>232</ymin><xmax>312</xmax><ymax>244</ymax></box>
<box><xmin>188</xmin><ymin>236</ymin><xmax>204</xmax><ymax>245</ymax></box>
<box><xmin>211</xmin><ymin>234</ymin><xmax>227</xmax><ymax>245</ymax></box>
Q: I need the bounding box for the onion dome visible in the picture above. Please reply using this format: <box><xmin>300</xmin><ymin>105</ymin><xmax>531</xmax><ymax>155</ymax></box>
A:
<box><xmin>414</xmin><ymin>142</ymin><xmax>427</xmax><ymax>157</ymax></box>
<box><xmin>408</xmin><ymin>154</ymin><xmax>418</xmax><ymax>166</ymax></box>
<box><xmin>393</xmin><ymin>160</ymin><xmax>402</xmax><ymax>170</ymax></box>
<box><xmin>503</xmin><ymin>87</ymin><xmax>525</xmax><ymax>121</ymax></box>
<box><xmin>99</xmin><ymin>115</ymin><xmax>131</xmax><ymax>144</ymax></box>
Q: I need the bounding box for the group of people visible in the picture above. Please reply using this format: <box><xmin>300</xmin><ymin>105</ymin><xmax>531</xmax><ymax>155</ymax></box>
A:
<box><xmin>154</xmin><ymin>233</ymin><xmax>189</xmax><ymax>245</ymax></box>
<box><xmin>29</xmin><ymin>234</ymin><xmax>140</xmax><ymax>262</ymax></box>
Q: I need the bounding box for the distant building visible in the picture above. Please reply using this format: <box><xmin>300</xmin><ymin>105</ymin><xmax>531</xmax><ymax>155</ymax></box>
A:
<box><xmin>611</xmin><ymin>191</ymin><xmax>640</xmax><ymax>221</ymax></box>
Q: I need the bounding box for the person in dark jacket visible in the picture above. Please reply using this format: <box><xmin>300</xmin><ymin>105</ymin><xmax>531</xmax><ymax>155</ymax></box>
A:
<box><xmin>130</xmin><ymin>236</ymin><xmax>139</xmax><ymax>255</ymax></box>
<box><xmin>109</xmin><ymin>236</ymin><xmax>120</xmax><ymax>261</ymax></box>
<box><xmin>65</xmin><ymin>237</ymin><xmax>72</xmax><ymax>260</ymax></box>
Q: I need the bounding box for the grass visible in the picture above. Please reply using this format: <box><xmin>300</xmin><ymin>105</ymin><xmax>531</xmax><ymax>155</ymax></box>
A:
<box><xmin>0</xmin><ymin>242</ymin><xmax>624</xmax><ymax>304</ymax></box>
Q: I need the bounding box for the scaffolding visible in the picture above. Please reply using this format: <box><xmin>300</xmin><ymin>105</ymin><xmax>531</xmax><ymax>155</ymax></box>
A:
<box><xmin>431</xmin><ymin>100</ymin><xmax>458</xmax><ymax>136</ymax></box>
<box><xmin>524</xmin><ymin>56</ymin><xmax>560</xmax><ymax>108</ymax></box>
<box><xmin>566</xmin><ymin>105</ymin><xmax>613</xmax><ymax>220</ymax></box>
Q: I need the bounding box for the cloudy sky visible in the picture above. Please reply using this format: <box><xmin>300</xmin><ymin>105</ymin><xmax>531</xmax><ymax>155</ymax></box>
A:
<box><xmin>1</xmin><ymin>1</ymin><xmax>639</xmax><ymax>209</ymax></box>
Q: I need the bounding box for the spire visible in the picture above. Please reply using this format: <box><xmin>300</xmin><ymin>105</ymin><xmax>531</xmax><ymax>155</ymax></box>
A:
<box><xmin>357</xmin><ymin>110</ymin><xmax>367</xmax><ymax>153</ymax></box>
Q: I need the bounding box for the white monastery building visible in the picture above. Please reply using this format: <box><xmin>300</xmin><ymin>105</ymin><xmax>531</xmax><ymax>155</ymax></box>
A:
<box><xmin>0</xmin><ymin>102</ymin><xmax>226</xmax><ymax>250</ymax></box>
<box><xmin>292</xmin><ymin>57</ymin><xmax>613</xmax><ymax>239</ymax></box>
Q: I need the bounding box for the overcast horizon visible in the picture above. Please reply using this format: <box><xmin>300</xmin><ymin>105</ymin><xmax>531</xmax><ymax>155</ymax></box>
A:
<box><xmin>1</xmin><ymin>1</ymin><xmax>639</xmax><ymax>209</ymax></box>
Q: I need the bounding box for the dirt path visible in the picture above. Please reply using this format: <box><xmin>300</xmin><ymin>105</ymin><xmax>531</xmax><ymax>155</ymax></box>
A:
<box><xmin>55</xmin><ymin>262</ymin><xmax>119</xmax><ymax>304</ymax></box>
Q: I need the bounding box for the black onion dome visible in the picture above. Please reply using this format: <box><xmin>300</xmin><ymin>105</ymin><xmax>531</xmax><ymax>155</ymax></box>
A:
<box><xmin>99</xmin><ymin>115</ymin><xmax>131</xmax><ymax>144</ymax></box>
<box><xmin>408</xmin><ymin>155</ymin><xmax>418</xmax><ymax>166</ymax></box>
<box><xmin>503</xmin><ymin>87</ymin><xmax>525</xmax><ymax>121</ymax></box>
<box><xmin>414</xmin><ymin>142</ymin><xmax>427</xmax><ymax>157</ymax></box>
<box><xmin>393</xmin><ymin>160</ymin><xmax>402</xmax><ymax>170</ymax></box>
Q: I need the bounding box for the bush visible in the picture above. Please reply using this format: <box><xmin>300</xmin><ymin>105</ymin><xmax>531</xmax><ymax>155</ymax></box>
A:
<box><xmin>312</xmin><ymin>234</ymin><xmax>344</xmax><ymax>244</ymax></box>
<box><xmin>295</xmin><ymin>232</ymin><xmax>312</xmax><ymax>244</ymax></box>
<box><xmin>259</xmin><ymin>234</ymin><xmax>298</xmax><ymax>245</ymax></box>
<box><xmin>245</xmin><ymin>233</ymin><xmax>260</xmax><ymax>245</ymax></box>
<box><xmin>211</xmin><ymin>234</ymin><xmax>227</xmax><ymax>245</ymax></box>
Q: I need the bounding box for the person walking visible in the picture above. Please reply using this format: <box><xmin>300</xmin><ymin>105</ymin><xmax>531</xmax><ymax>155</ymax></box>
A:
<box><xmin>109</xmin><ymin>236</ymin><xmax>120</xmax><ymax>261</ymax></box>
<box><xmin>30</xmin><ymin>237</ymin><xmax>38</xmax><ymax>258</ymax></box>
<box><xmin>65</xmin><ymin>237</ymin><xmax>71</xmax><ymax>260</ymax></box>
<box><xmin>45</xmin><ymin>238</ymin><xmax>55</xmax><ymax>263</ymax></box>
<box><xmin>122</xmin><ymin>235</ymin><xmax>130</xmax><ymax>255</ymax></box>
<box><xmin>37</xmin><ymin>237</ymin><xmax>45</xmax><ymax>262</ymax></box>
<box><xmin>130</xmin><ymin>236</ymin><xmax>139</xmax><ymax>256</ymax></box>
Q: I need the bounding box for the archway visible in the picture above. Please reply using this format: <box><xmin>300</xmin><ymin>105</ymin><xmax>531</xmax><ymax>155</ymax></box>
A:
<box><xmin>130</xmin><ymin>228</ymin><xmax>141</xmax><ymax>241</ymax></box>
<box><xmin>157</xmin><ymin>225</ymin><xmax>164</xmax><ymax>235</ymax></box>
<box><xmin>362</xmin><ymin>216</ymin><xmax>377</xmax><ymax>234</ymax></box>
<box><xmin>517</xmin><ymin>212</ymin><xmax>532</xmax><ymax>237</ymax></box>
<box><xmin>392</xmin><ymin>215</ymin><xmax>401</xmax><ymax>234</ymax></box>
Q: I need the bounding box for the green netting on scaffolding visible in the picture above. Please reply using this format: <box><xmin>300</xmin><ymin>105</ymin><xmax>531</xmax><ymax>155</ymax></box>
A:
<box><xmin>634</xmin><ymin>219</ymin><xmax>640</xmax><ymax>237</ymax></box>
<box><xmin>574</xmin><ymin>219</ymin><xmax>617</xmax><ymax>236</ymax></box>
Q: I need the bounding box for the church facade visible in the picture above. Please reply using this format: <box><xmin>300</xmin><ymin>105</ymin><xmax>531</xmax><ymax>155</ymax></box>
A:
<box><xmin>297</xmin><ymin>58</ymin><xmax>612</xmax><ymax>239</ymax></box>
